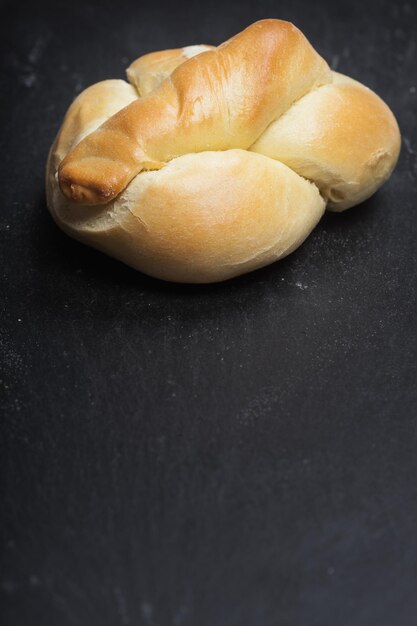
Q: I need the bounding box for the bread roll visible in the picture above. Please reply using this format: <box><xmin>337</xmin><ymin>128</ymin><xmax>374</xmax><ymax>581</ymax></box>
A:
<box><xmin>46</xmin><ymin>19</ymin><xmax>400</xmax><ymax>283</ymax></box>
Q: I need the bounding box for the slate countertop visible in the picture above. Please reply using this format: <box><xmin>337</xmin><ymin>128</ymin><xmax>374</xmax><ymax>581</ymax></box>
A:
<box><xmin>1</xmin><ymin>0</ymin><xmax>417</xmax><ymax>624</ymax></box>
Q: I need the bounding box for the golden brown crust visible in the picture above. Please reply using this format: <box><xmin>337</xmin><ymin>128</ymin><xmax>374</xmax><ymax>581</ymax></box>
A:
<box><xmin>58</xmin><ymin>19</ymin><xmax>331</xmax><ymax>205</ymax></box>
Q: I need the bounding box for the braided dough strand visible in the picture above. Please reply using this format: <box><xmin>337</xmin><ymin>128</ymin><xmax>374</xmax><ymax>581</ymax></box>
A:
<box><xmin>58</xmin><ymin>20</ymin><xmax>332</xmax><ymax>204</ymax></box>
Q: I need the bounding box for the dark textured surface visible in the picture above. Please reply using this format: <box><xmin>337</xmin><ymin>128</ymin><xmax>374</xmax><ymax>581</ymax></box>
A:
<box><xmin>1</xmin><ymin>0</ymin><xmax>417</xmax><ymax>624</ymax></box>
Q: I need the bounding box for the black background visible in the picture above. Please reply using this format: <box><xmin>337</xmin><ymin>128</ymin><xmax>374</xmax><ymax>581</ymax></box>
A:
<box><xmin>1</xmin><ymin>0</ymin><xmax>417</xmax><ymax>624</ymax></box>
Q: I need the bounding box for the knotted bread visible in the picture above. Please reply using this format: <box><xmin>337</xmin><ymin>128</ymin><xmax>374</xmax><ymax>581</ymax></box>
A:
<box><xmin>46</xmin><ymin>19</ymin><xmax>400</xmax><ymax>283</ymax></box>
